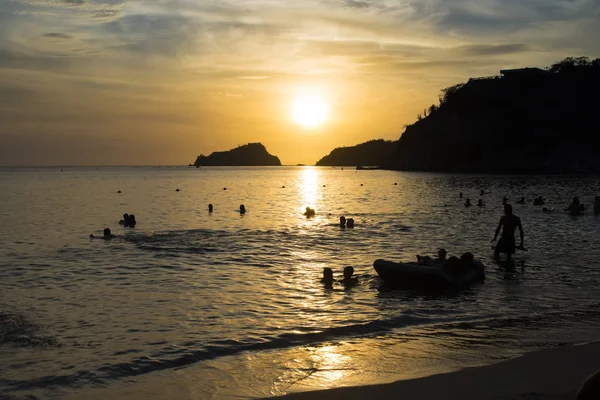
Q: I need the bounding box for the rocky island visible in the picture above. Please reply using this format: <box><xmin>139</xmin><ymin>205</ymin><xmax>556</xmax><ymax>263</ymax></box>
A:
<box><xmin>315</xmin><ymin>139</ymin><xmax>398</xmax><ymax>167</ymax></box>
<box><xmin>387</xmin><ymin>57</ymin><xmax>600</xmax><ymax>173</ymax></box>
<box><xmin>193</xmin><ymin>143</ymin><xmax>281</xmax><ymax>166</ymax></box>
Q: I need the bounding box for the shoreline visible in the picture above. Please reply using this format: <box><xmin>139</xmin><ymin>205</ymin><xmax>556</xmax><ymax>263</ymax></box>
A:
<box><xmin>268</xmin><ymin>342</ymin><xmax>600</xmax><ymax>400</ymax></box>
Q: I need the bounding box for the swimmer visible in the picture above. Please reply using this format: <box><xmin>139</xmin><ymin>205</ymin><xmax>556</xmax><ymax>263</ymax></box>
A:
<box><xmin>127</xmin><ymin>214</ymin><xmax>136</xmax><ymax>227</ymax></box>
<box><xmin>565</xmin><ymin>197</ymin><xmax>584</xmax><ymax>215</ymax></box>
<box><xmin>341</xmin><ymin>266</ymin><xmax>358</xmax><ymax>285</ymax></box>
<box><xmin>119</xmin><ymin>214</ymin><xmax>129</xmax><ymax>225</ymax></box>
<box><xmin>303</xmin><ymin>207</ymin><xmax>316</xmax><ymax>217</ymax></box>
<box><xmin>517</xmin><ymin>196</ymin><xmax>525</xmax><ymax>204</ymax></box>
<box><xmin>346</xmin><ymin>218</ymin><xmax>355</xmax><ymax>228</ymax></box>
<box><xmin>208</xmin><ymin>204</ymin><xmax>213</xmax><ymax>212</ymax></box>
<box><xmin>465</xmin><ymin>198</ymin><xmax>472</xmax><ymax>207</ymax></box>
<box><xmin>339</xmin><ymin>216</ymin><xmax>346</xmax><ymax>228</ymax></box>
<box><xmin>321</xmin><ymin>267</ymin><xmax>334</xmax><ymax>286</ymax></box>
<box><xmin>533</xmin><ymin>196</ymin><xmax>545</xmax><ymax>206</ymax></box>
<box><xmin>477</xmin><ymin>199</ymin><xmax>485</xmax><ymax>207</ymax></box>
<box><xmin>459</xmin><ymin>192</ymin><xmax>463</xmax><ymax>198</ymax></box>
<box><xmin>90</xmin><ymin>228</ymin><xmax>117</xmax><ymax>240</ymax></box>
<box><xmin>480</xmin><ymin>189</ymin><xmax>484</xmax><ymax>196</ymax></box>
<box><xmin>239</xmin><ymin>204</ymin><xmax>246</xmax><ymax>214</ymax></box>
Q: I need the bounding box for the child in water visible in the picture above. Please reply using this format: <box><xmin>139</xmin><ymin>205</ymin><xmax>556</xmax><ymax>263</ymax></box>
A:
<box><xmin>341</xmin><ymin>266</ymin><xmax>358</xmax><ymax>286</ymax></box>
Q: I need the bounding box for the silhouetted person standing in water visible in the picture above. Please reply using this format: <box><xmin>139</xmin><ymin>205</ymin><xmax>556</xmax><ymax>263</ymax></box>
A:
<box><xmin>492</xmin><ymin>204</ymin><xmax>524</xmax><ymax>261</ymax></box>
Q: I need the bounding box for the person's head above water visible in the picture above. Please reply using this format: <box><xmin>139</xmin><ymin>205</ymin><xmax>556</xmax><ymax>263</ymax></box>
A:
<box><xmin>573</xmin><ymin>197</ymin><xmax>580</xmax><ymax>205</ymax></box>
<box><xmin>437</xmin><ymin>248</ymin><xmax>447</xmax><ymax>260</ymax></box>
<box><xmin>340</xmin><ymin>216</ymin><xmax>346</xmax><ymax>226</ymax></box>
<box><xmin>239</xmin><ymin>204</ymin><xmax>246</xmax><ymax>213</ymax></box>
<box><xmin>322</xmin><ymin>267</ymin><xmax>334</xmax><ymax>283</ymax></box>
<box><xmin>343</xmin><ymin>266</ymin><xmax>354</xmax><ymax>279</ymax></box>
<box><xmin>103</xmin><ymin>228</ymin><xmax>112</xmax><ymax>237</ymax></box>
<box><xmin>504</xmin><ymin>204</ymin><xmax>513</xmax><ymax>215</ymax></box>
<box><xmin>123</xmin><ymin>213</ymin><xmax>129</xmax><ymax>220</ymax></box>
<box><xmin>208</xmin><ymin>204</ymin><xmax>213</xmax><ymax>211</ymax></box>
<box><xmin>128</xmin><ymin>214</ymin><xmax>136</xmax><ymax>224</ymax></box>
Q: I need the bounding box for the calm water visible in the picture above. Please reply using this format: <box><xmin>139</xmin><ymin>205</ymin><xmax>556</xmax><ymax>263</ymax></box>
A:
<box><xmin>1</xmin><ymin>167</ymin><xmax>600</xmax><ymax>399</ymax></box>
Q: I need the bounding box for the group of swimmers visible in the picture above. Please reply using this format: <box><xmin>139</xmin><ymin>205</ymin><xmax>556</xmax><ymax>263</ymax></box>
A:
<box><xmin>339</xmin><ymin>216</ymin><xmax>355</xmax><ymax>228</ymax></box>
<box><xmin>321</xmin><ymin>266</ymin><xmax>358</xmax><ymax>287</ymax></box>
<box><xmin>462</xmin><ymin>191</ymin><xmax>600</xmax><ymax>216</ymax></box>
<box><xmin>119</xmin><ymin>214</ymin><xmax>137</xmax><ymax>227</ymax></box>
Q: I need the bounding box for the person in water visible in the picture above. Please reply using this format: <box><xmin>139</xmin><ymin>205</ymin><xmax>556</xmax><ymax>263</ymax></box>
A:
<box><xmin>119</xmin><ymin>214</ymin><xmax>129</xmax><ymax>225</ymax></box>
<box><xmin>565</xmin><ymin>197</ymin><xmax>585</xmax><ymax>215</ymax></box>
<box><xmin>517</xmin><ymin>196</ymin><xmax>525</xmax><ymax>204</ymax></box>
<box><xmin>321</xmin><ymin>267</ymin><xmax>334</xmax><ymax>286</ymax></box>
<box><xmin>533</xmin><ymin>196</ymin><xmax>545</xmax><ymax>206</ymax></box>
<box><xmin>339</xmin><ymin>216</ymin><xmax>346</xmax><ymax>228</ymax></box>
<box><xmin>304</xmin><ymin>207</ymin><xmax>315</xmax><ymax>217</ymax></box>
<box><xmin>477</xmin><ymin>199</ymin><xmax>484</xmax><ymax>207</ymax></box>
<box><xmin>127</xmin><ymin>214</ymin><xmax>136</xmax><ymax>227</ymax></box>
<box><xmin>208</xmin><ymin>204</ymin><xmax>213</xmax><ymax>212</ymax></box>
<box><xmin>239</xmin><ymin>204</ymin><xmax>246</xmax><ymax>214</ymax></box>
<box><xmin>459</xmin><ymin>192</ymin><xmax>463</xmax><ymax>198</ymax></box>
<box><xmin>465</xmin><ymin>198</ymin><xmax>472</xmax><ymax>207</ymax></box>
<box><xmin>492</xmin><ymin>204</ymin><xmax>524</xmax><ymax>261</ymax></box>
<box><xmin>346</xmin><ymin>218</ymin><xmax>355</xmax><ymax>228</ymax></box>
<box><xmin>90</xmin><ymin>228</ymin><xmax>117</xmax><ymax>240</ymax></box>
<box><xmin>341</xmin><ymin>266</ymin><xmax>358</xmax><ymax>285</ymax></box>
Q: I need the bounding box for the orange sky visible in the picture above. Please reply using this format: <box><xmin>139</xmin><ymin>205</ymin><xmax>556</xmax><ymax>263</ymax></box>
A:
<box><xmin>0</xmin><ymin>0</ymin><xmax>599</xmax><ymax>165</ymax></box>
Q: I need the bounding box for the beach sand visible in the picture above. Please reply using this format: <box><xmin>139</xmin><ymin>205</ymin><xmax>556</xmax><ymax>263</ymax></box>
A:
<box><xmin>269</xmin><ymin>342</ymin><xmax>600</xmax><ymax>400</ymax></box>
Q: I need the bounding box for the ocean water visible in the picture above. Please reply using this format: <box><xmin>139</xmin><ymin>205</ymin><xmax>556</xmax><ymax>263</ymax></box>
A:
<box><xmin>1</xmin><ymin>166</ymin><xmax>599</xmax><ymax>400</ymax></box>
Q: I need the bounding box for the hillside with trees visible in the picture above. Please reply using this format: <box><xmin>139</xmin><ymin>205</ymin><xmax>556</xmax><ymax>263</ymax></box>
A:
<box><xmin>315</xmin><ymin>139</ymin><xmax>398</xmax><ymax>167</ymax></box>
<box><xmin>386</xmin><ymin>57</ymin><xmax>600</xmax><ymax>173</ymax></box>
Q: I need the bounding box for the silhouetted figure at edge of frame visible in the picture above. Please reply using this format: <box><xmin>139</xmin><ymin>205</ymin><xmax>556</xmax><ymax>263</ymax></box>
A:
<box><xmin>577</xmin><ymin>368</ymin><xmax>600</xmax><ymax>400</ymax></box>
<box><xmin>491</xmin><ymin>204</ymin><xmax>524</xmax><ymax>261</ymax></box>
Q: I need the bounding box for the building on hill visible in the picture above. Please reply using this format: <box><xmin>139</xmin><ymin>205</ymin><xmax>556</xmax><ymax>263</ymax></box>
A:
<box><xmin>500</xmin><ymin>67</ymin><xmax>549</xmax><ymax>79</ymax></box>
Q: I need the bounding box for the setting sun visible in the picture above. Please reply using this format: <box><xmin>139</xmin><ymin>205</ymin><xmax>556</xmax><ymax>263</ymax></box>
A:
<box><xmin>291</xmin><ymin>95</ymin><xmax>328</xmax><ymax>129</ymax></box>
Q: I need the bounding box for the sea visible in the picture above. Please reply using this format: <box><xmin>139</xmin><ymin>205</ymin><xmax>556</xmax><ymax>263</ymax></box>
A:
<box><xmin>1</xmin><ymin>166</ymin><xmax>599</xmax><ymax>400</ymax></box>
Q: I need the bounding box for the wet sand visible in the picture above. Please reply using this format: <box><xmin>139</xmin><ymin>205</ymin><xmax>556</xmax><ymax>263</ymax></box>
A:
<box><xmin>270</xmin><ymin>342</ymin><xmax>600</xmax><ymax>400</ymax></box>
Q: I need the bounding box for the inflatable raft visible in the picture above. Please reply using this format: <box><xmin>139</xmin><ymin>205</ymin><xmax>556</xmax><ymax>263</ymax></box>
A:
<box><xmin>373</xmin><ymin>259</ymin><xmax>485</xmax><ymax>289</ymax></box>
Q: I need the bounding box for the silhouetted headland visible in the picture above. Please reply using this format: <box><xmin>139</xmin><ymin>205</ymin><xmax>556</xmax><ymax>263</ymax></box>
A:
<box><xmin>315</xmin><ymin>139</ymin><xmax>398</xmax><ymax>167</ymax></box>
<box><xmin>193</xmin><ymin>143</ymin><xmax>281</xmax><ymax>167</ymax></box>
<box><xmin>385</xmin><ymin>57</ymin><xmax>600</xmax><ymax>174</ymax></box>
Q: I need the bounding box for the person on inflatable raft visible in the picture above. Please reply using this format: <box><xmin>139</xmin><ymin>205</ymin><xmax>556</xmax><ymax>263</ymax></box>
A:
<box><xmin>416</xmin><ymin>249</ymin><xmax>484</xmax><ymax>282</ymax></box>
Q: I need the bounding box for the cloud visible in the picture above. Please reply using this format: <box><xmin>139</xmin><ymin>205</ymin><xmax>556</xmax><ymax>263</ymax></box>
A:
<box><xmin>343</xmin><ymin>0</ymin><xmax>371</xmax><ymax>9</ymax></box>
<box><xmin>43</xmin><ymin>32</ymin><xmax>73</xmax><ymax>39</ymax></box>
<box><xmin>458</xmin><ymin>43</ymin><xmax>531</xmax><ymax>56</ymax></box>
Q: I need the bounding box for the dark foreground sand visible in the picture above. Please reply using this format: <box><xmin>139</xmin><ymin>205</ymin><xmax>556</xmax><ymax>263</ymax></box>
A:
<box><xmin>269</xmin><ymin>342</ymin><xmax>600</xmax><ymax>400</ymax></box>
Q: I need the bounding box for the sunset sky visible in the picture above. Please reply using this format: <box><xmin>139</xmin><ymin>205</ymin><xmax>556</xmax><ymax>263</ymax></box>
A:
<box><xmin>0</xmin><ymin>0</ymin><xmax>598</xmax><ymax>166</ymax></box>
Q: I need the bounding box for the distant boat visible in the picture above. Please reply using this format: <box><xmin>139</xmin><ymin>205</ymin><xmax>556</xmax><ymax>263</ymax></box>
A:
<box><xmin>296</xmin><ymin>164</ymin><xmax>305</xmax><ymax>167</ymax></box>
<box><xmin>356</xmin><ymin>165</ymin><xmax>379</xmax><ymax>170</ymax></box>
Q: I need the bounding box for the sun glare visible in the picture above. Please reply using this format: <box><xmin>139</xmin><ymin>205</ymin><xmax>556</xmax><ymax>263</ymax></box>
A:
<box><xmin>291</xmin><ymin>94</ymin><xmax>328</xmax><ymax>129</ymax></box>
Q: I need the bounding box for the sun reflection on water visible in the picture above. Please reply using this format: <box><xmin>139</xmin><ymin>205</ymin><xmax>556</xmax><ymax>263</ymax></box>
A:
<box><xmin>300</xmin><ymin>167</ymin><xmax>320</xmax><ymax>212</ymax></box>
